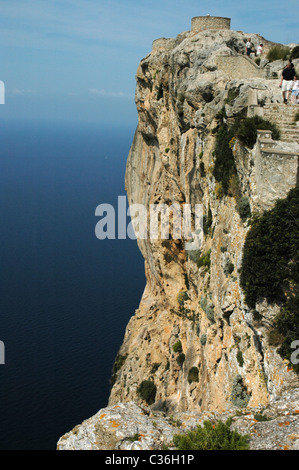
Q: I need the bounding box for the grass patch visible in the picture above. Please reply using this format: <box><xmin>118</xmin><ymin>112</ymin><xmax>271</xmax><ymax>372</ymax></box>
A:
<box><xmin>266</xmin><ymin>45</ymin><xmax>290</xmax><ymax>62</ymax></box>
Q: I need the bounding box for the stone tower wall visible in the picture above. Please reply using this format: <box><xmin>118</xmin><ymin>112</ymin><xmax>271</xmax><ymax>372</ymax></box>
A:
<box><xmin>191</xmin><ymin>16</ymin><xmax>231</xmax><ymax>32</ymax></box>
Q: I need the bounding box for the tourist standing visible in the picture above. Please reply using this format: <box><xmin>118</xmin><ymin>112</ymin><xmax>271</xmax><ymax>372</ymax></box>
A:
<box><xmin>280</xmin><ymin>61</ymin><xmax>296</xmax><ymax>104</ymax></box>
<box><xmin>256</xmin><ymin>44</ymin><xmax>263</xmax><ymax>56</ymax></box>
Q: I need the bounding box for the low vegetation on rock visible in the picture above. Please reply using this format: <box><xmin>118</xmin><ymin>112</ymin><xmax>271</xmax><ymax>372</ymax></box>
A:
<box><xmin>266</xmin><ymin>44</ymin><xmax>290</xmax><ymax>62</ymax></box>
<box><xmin>240</xmin><ymin>186</ymin><xmax>299</xmax><ymax>372</ymax></box>
<box><xmin>137</xmin><ymin>380</ymin><xmax>157</xmax><ymax>405</ymax></box>
<box><xmin>173</xmin><ymin>417</ymin><xmax>250</xmax><ymax>450</ymax></box>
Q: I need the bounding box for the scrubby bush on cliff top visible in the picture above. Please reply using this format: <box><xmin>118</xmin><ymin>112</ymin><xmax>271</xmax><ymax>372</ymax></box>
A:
<box><xmin>173</xmin><ymin>418</ymin><xmax>250</xmax><ymax>450</ymax></box>
<box><xmin>291</xmin><ymin>45</ymin><xmax>299</xmax><ymax>59</ymax></box>
<box><xmin>266</xmin><ymin>44</ymin><xmax>290</xmax><ymax>62</ymax></box>
<box><xmin>240</xmin><ymin>185</ymin><xmax>299</xmax><ymax>372</ymax></box>
<box><xmin>237</xmin><ymin>116</ymin><xmax>280</xmax><ymax>149</ymax></box>
<box><xmin>213</xmin><ymin>111</ymin><xmax>280</xmax><ymax>195</ymax></box>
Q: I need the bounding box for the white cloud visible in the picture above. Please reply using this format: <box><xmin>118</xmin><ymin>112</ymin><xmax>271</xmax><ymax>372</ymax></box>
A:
<box><xmin>11</xmin><ymin>88</ymin><xmax>36</xmax><ymax>96</ymax></box>
<box><xmin>88</xmin><ymin>88</ymin><xmax>131</xmax><ymax>99</ymax></box>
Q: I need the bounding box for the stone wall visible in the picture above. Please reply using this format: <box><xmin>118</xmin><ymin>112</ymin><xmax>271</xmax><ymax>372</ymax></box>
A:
<box><xmin>253</xmin><ymin>133</ymin><xmax>299</xmax><ymax>210</ymax></box>
<box><xmin>191</xmin><ymin>16</ymin><xmax>231</xmax><ymax>32</ymax></box>
<box><xmin>215</xmin><ymin>55</ymin><xmax>265</xmax><ymax>79</ymax></box>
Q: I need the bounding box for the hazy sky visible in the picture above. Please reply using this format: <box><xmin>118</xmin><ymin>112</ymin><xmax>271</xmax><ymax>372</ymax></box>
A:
<box><xmin>0</xmin><ymin>0</ymin><xmax>298</xmax><ymax>125</ymax></box>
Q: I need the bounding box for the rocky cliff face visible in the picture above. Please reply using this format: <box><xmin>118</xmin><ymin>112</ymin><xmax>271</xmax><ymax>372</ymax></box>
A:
<box><xmin>57</xmin><ymin>26</ymin><xmax>299</xmax><ymax>450</ymax></box>
<box><xmin>108</xmin><ymin>28</ymin><xmax>299</xmax><ymax>414</ymax></box>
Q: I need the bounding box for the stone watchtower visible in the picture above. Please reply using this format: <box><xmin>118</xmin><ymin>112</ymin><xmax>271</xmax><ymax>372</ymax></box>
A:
<box><xmin>191</xmin><ymin>15</ymin><xmax>231</xmax><ymax>32</ymax></box>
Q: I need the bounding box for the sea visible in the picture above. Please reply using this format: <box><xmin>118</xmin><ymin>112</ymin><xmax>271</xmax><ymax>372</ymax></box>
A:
<box><xmin>0</xmin><ymin>119</ymin><xmax>145</xmax><ymax>450</ymax></box>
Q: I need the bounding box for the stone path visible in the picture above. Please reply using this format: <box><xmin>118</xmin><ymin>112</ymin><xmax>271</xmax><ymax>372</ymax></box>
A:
<box><xmin>263</xmin><ymin>103</ymin><xmax>299</xmax><ymax>145</ymax></box>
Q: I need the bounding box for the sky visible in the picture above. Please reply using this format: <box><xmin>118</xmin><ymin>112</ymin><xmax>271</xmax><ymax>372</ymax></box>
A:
<box><xmin>0</xmin><ymin>0</ymin><xmax>298</xmax><ymax>126</ymax></box>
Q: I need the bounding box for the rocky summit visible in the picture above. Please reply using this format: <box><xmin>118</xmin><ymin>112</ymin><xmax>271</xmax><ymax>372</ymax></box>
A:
<box><xmin>57</xmin><ymin>18</ymin><xmax>299</xmax><ymax>450</ymax></box>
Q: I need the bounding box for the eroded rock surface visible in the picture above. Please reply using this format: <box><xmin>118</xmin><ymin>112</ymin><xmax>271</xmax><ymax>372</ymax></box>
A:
<box><xmin>57</xmin><ymin>389</ymin><xmax>299</xmax><ymax>450</ymax></box>
<box><xmin>57</xmin><ymin>23</ymin><xmax>299</xmax><ymax>450</ymax></box>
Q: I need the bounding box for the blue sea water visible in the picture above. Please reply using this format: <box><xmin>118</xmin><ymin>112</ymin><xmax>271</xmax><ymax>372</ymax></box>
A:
<box><xmin>0</xmin><ymin>119</ymin><xmax>145</xmax><ymax>450</ymax></box>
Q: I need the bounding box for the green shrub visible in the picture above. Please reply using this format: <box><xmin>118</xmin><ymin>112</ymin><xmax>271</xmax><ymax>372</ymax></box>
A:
<box><xmin>252</xmin><ymin>309</ymin><xmax>262</xmax><ymax>323</ymax></box>
<box><xmin>137</xmin><ymin>380</ymin><xmax>157</xmax><ymax>405</ymax></box>
<box><xmin>231</xmin><ymin>375</ymin><xmax>250</xmax><ymax>408</ymax></box>
<box><xmin>237</xmin><ymin>350</ymin><xmax>244</xmax><ymax>367</ymax></box>
<box><xmin>294</xmin><ymin>111</ymin><xmax>299</xmax><ymax>122</ymax></box>
<box><xmin>266</xmin><ymin>45</ymin><xmax>290</xmax><ymax>62</ymax></box>
<box><xmin>223</xmin><ymin>258</ymin><xmax>235</xmax><ymax>277</ymax></box>
<box><xmin>187</xmin><ymin>367</ymin><xmax>199</xmax><ymax>384</ymax></box>
<box><xmin>224</xmin><ymin>87</ymin><xmax>240</xmax><ymax>104</ymax></box>
<box><xmin>150</xmin><ymin>362</ymin><xmax>161</xmax><ymax>374</ymax></box>
<box><xmin>127</xmin><ymin>432</ymin><xmax>141</xmax><ymax>442</ymax></box>
<box><xmin>291</xmin><ymin>45</ymin><xmax>299</xmax><ymax>59</ymax></box>
<box><xmin>157</xmin><ymin>82</ymin><xmax>163</xmax><ymax>100</ymax></box>
<box><xmin>200</xmin><ymin>333</ymin><xmax>207</xmax><ymax>345</ymax></box>
<box><xmin>236</xmin><ymin>196</ymin><xmax>251</xmax><ymax>221</ymax></box>
<box><xmin>171</xmin><ymin>305</ymin><xmax>198</xmax><ymax>323</ymax></box>
<box><xmin>177</xmin><ymin>290</ymin><xmax>189</xmax><ymax>306</ymax></box>
<box><xmin>173</xmin><ymin>418</ymin><xmax>250</xmax><ymax>450</ymax></box>
<box><xmin>173</xmin><ymin>340</ymin><xmax>183</xmax><ymax>353</ymax></box>
<box><xmin>164</xmin><ymin>252</ymin><xmax>173</xmax><ymax>264</ymax></box>
<box><xmin>237</xmin><ymin>116</ymin><xmax>280</xmax><ymax>149</ymax></box>
<box><xmin>197</xmin><ymin>249</ymin><xmax>211</xmax><ymax>269</ymax></box>
<box><xmin>206</xmin><ymin>304</ymin><xmax>215</xmax><ymax>322</ymax></box>
<box><xmin>177</xmin><ymin>353</ymin><xmax>185</xmax><ymax>367</ymax></box>
<box><xmin>213</xmin><ymin>112</ymin><xmax>280</xmax><ymax>195</ymax></box>
<box><xmin>203</xmin><ymin>206</ymin><xmax>213</xmax><ymax>235</ymax></box>
<box><xmin>254</xmin><ymin>412</ymin><xmax>271</xmax><ymax>422</ymax></box>
<box><xmin>275</xmin><ymin>294</ymin><xmax>299</xmax><ymax>373</ymax></box>
<box><xmin>213</xmin><ymin>116</ymin><xmax>238</xmax><ymax>194</ymax></box>
<box><xmin>200</xmin><ymin>161</ymin><xmax>206</xmax><ymax>177</ymax></box>
<box><xmin>240</xmin><ymin>185</ymin><xmax>298</xmax><ymax>308</ymax></box>
<box><xmin>200</xmin><ymin>295</ymin><xmax>208</xmax><ymax>311</ymax></box>
<box><xmin>110</xmin><ymin>353</ymin><xmax>128</xmax><ymax>387</ymax></box>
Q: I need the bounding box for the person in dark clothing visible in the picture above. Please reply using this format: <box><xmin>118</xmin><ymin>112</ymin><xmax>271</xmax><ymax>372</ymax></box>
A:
<box><xmin>280</xmin><ymin>61</ymin><xmax>297</xmax><ymax>104</ymax></box>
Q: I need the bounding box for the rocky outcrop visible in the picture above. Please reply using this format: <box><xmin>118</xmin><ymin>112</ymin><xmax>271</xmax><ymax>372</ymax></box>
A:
<box><xmin>57</xmin><ymin>23</ymin><xmax>299</xmax><ymax>450</ymax></box>
<box><xmin>109</xmin><ymin>27</ymin><xmax>299</xmax><ymax>413</ymax></box>
<box><xmin>57</xmin><ymin>388</ymin><xmax>299</xmax><ymax>450</ymax></box>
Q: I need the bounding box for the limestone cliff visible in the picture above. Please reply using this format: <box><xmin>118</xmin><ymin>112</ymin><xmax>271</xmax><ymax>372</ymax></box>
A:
<box><xmin>108</xmin><ymin>26</ymin><xmax>299</xmax><ymax>414</ymax></box>
<box><xmin>57</xmin><ymin>20</ymin><xmax>299</xmax><ymax>450</ymax></box>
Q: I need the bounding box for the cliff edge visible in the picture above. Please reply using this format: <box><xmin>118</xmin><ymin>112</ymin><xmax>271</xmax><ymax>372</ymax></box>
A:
<box><xmin>57</xmin><ymin>20</ymin><xmax>299</xmax><ymax>450</ymax></box>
